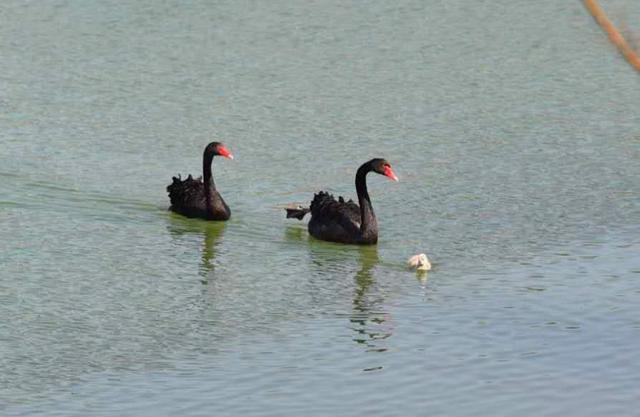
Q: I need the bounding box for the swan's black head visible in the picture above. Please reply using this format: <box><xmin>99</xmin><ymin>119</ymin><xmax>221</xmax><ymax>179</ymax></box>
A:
<box><xmin>204</xmin><ymin>142</ymin><xmax>234</xmax><ymax>160</ymax></box>
<box><xmin>369</xmin><ymin>158</ymin><xmax>399</xmax><ymax>182</ymax></box>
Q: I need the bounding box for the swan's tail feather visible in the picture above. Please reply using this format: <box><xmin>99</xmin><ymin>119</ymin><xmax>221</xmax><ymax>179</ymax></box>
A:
<box><xmin>286</xmin><ymin>206</ymin><xmax>310</xmax><ymax>220</ymax></box>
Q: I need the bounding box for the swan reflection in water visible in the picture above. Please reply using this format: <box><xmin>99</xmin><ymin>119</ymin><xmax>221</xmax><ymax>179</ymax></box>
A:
<box><xmin>286</xmin><ymin>225</ymin><xmax>393</xmax><ymax>357</ymax></box>
<box><xmin>351</xmin><ymin>246</ymin><xmax>393</xmax><ymax>354</ymax></box>
<box><xmin>166</xmin><ymin>213</ymin><xmax>226</xmax><ymax>282</ymax></box>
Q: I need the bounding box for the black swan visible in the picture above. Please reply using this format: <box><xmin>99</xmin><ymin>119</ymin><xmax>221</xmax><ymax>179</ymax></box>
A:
<box><xmin>286</xmin><ymin>158</ymin><xmax>398</xmax><ymax>244</ymax></box>
<box><xmin>167</xmin><ymin>142</ymin><xmax>234</xmax><ymax>220</ymax></box>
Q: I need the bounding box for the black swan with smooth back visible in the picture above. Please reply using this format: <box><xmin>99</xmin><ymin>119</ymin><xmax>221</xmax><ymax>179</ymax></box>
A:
<box><xmin>286</xmin><ymin>158</ymin><xmax>398</xmax><ymax>244</ymax></box>
<box><xmin>167</xmin><ymin>142</ymin><xmax>234</xmax><ymax>220</ymax></box>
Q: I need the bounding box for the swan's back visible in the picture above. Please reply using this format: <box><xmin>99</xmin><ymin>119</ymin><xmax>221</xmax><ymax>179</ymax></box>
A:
<box><xmin>167</xmin><ymin>175</ymin><xmax>207</xmax><ymax>215</ymax></box>
<box><xmin>308</xmin><ymin>192</ymin><xmax>363</xmax><ymax>242</ymax></box>
<box><xmin>310</xmin><ymin>192</ymin><xmax>360</xmax><ymax>224</ymax></box>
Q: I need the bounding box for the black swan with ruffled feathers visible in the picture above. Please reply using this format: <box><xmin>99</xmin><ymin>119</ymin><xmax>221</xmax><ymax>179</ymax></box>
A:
<box><xmin>286</xmin><ymin>158</ymin><xmax>398</xmax><ymax>244</ymax></box>
<box><xmin>167</xmin><ymin>142</ymin><xmax>234</xmax><ymax>220</ymax></box>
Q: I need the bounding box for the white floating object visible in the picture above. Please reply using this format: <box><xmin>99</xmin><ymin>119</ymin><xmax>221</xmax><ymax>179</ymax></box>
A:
<box><xmin>408</xmin><ymin>253</ymin><xmax>431</xmax><ymax>271</ymax></box>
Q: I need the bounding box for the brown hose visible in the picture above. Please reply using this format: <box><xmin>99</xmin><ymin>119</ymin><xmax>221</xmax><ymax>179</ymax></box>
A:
<box><xmin>583</xmin><ymin>0</ymin><xmax>640</xmax><ymax>71</ymax></box>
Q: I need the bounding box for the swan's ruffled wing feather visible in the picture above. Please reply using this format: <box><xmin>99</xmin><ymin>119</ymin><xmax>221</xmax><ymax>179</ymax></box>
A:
<box><xmin>310</xmin><ymin>191</ymin><xmax>361</xmax><ymax>232</ymax></box>
<box><xmin>167</xmin><ymin>174</ymin><xmax>206</xmax><ymax>209</ymax></box>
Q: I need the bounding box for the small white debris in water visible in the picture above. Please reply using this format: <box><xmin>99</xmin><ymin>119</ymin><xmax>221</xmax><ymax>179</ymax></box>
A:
<box><xmin>408</xmin><ymin>253</ymin><xmax>431</xmax><ymax>271</ymax></box>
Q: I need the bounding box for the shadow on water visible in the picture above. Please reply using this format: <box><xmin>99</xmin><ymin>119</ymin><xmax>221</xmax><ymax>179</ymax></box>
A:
<box><xmin>283</xmin><ymin>223</ymin><xmax>307</xmax><ymax>243</ymax></box>
<box><xmin>166</xmin><ymin>213</ymin><xmax>226</xmax><ymax>282</ymax></box>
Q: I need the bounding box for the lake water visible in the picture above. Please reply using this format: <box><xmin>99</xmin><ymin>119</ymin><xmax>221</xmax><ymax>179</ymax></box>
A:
<box><xmin>1</xmin><ymin>0</ymin><xmax>639</xmax><ymax>415</ymax></box>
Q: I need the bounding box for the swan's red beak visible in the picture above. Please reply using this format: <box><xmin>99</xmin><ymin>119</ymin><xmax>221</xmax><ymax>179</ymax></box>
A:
<box><xmin>383</xmin><ymin>165</ymin><xmax>399</xmax><ymax>182</ymax></box>
<box><xmin>218</xmin><ymin>146</ymin><xmax>234</xmax><ymax>160</ymax></box>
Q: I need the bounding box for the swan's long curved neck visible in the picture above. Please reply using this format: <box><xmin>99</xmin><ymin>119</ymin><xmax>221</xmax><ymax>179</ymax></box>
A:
<box><xmin>203</xmin><ymin>151</ymin><xmax>216</xmax><ymax>208</ymax></box>
<box><xmin>355</xmin><ymin>163</ymin><xmax>377</xmax><ymax>237</ymax></box>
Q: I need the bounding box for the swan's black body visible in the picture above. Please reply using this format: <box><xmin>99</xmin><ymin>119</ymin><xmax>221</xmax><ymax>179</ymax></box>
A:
<box><xmin>167</xmin><ymin>142</ymin><xmax>232</xmax><ymax>221</ymax></box>
<box><xmin>286</xmin><ymin>158</ymin><xmax>397</xmax><ymax>245</ymax></box>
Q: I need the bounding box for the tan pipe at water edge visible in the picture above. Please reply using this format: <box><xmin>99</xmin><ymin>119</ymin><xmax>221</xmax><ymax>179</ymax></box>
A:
<box><xmin>583</xmin><ymin>0</ymin><xmax>640</xmax><ymax>72</ymax></box>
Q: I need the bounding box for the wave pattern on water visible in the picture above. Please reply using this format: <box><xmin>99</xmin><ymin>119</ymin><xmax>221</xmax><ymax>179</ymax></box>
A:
<box><xmin>1</xmin><ymin>0</ymin><xmax>640</xmax><ymax>415</ymax></box>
